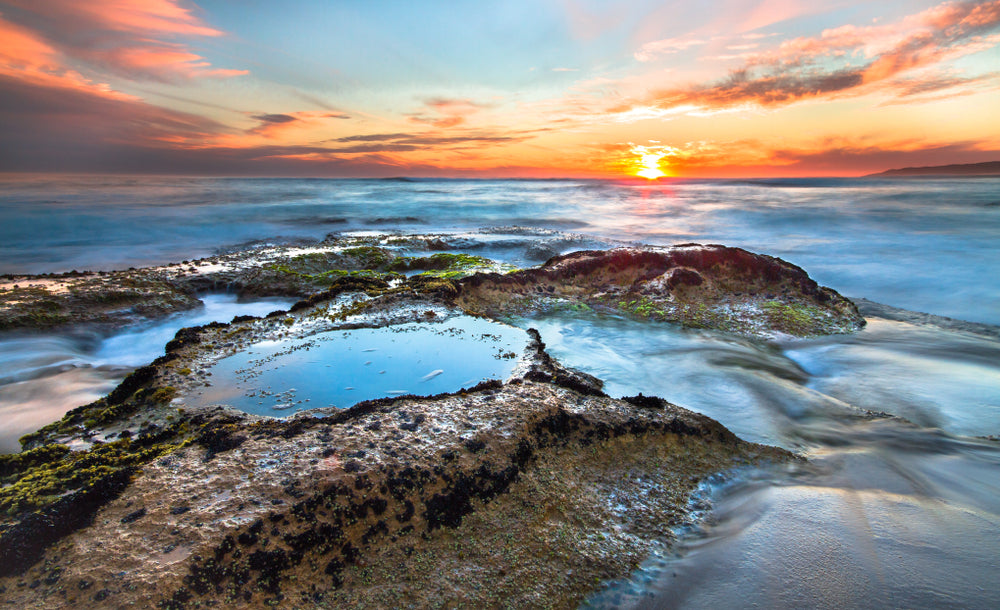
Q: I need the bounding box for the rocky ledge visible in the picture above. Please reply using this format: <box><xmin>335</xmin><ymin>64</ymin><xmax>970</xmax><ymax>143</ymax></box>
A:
<box><xmin>0</xmin><ymin>326</ymin><xmax>789</xmax><ymax>608</ymax></box>
<box><xmin>0</xmin><ymin>242</ymin><xmax>861</xmax><ymax>608</ymax></box>
<box><xmin>457</xmin><ymin>245</ymin><xmax>864</xmax><ymax>338</ymax></box>
<box><xmin>0</xmin><ymin>233</ymin><xmax>515</xmax><ymax>332</ymax></box>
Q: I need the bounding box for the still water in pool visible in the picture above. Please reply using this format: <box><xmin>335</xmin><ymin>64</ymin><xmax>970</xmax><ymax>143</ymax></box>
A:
<box><xmin>190</xmin><ymin>315</ymin><xmax>528</xmax><ymax>416</ymax></box>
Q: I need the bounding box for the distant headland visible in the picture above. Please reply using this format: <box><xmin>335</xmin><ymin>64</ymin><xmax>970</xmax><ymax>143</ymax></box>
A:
<box><xmin>866</xmin><ymin>161</ymin><xmax>1000</xmax><ymax>177</ymax></box>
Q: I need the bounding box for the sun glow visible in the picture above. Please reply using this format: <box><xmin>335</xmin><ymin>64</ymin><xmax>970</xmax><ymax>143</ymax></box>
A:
<box><xmin>637</xmin><ymin>152</ymin><xmax>666</xmax><ymax>179</ymax></box>
<box><xmin>629</xmin><ymin>143</ymin><xmax>676</xmax><ymax>179</ymax></box>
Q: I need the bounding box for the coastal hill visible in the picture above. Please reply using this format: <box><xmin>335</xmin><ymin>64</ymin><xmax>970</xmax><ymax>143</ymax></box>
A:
<box><xmin>866</xmin><ymin>160</ymin><xmax>1000</xmax><ymax>177</ymax></box>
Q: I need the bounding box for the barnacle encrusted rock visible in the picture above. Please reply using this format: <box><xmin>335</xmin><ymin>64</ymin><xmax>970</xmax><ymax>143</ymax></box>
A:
<box><xmin>0</xmin><ymin>314</ymin><xmax>789</xmax><ymax>609</ymax></box>
<box><xmin>1</xmin><ymin>242</ymin><xmax>861</xmax><ymax>608</ymax></box>
<box><xmin>456</xmin><ymin>245</ymin><xmax>865</xmax><ymax>338</ymax></box>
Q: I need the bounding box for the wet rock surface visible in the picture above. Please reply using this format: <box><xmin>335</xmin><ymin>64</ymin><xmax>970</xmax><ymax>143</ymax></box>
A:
<box><xmin>852</xmin><ymin>297</ymin><xmax>1000</xmax><ymax>340</ymax></box>
<box><xmin>0</xmin><ymin>239</ymin><xmax>862</xmax><ymax>608</ymax></box>
<box><xmin>0</xmin><ymin>233</ymin><xmax>517</xmax><ymax>333</ymax></box>
<box><xmin>0</xmin><ymin>316</ymin><xmax>787</xmax><ymax>608</ymax></box>
<box><xmin>457</xmin><ymin>245</ymin><xmax>865</xmax><ymax>338</ymax></box>
<box><xmin>0</xmin><ymin>271</ymin><xmax>201</xmax><ymax>332</ymax></box>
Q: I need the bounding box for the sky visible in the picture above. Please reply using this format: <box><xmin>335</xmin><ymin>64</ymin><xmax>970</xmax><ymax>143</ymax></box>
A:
<box><xmin>0</xmin><ymin>0</ymin><xmax>998</xmax><ymax>178</ymax></box>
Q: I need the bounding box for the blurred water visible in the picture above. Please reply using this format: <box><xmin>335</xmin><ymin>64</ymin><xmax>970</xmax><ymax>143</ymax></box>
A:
<box><xmin>1</xmin><ymin>175</ymin><xmax>998</xmax><ymax>607</ymax></box>
<box><xmin>2</xmin><ymin>175</ymin><xmax>998</xmax><ymax>324</ymax></box>
<box><xmin>521</xmin><ymin>312</ymin><xmax>1000</xmax><ymax>610</ymax></box>
<box><xmin>0</xmin><ymin>294</ymin><xmax>292</xmax><ymax>452</ymax></box>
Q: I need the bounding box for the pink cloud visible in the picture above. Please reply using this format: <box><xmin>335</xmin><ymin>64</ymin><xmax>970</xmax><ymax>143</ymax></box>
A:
<box><xmin>0</xmin><ymin>16</ymin><xmax>137</xmax><ymax>99</ymax></box>
<box><xmin>624</xmin><ymin>0</ymin><xmax>1000</xmax><ymax>115</ymax></box>
<box><xmin>749</xmin><ymin>1</ymin><xmax>1000</xmax><ymax>77</ymax></box>
<box><xmin>408</xmin><ymin>97</ymin><xmax>488</xmax><ymax>129</ymax></box>
<box><xmin>1</xmin><ymin>0</ymin><xmax>245</xmax><ymax>81</ymax></box>
<box><xmin>634</xmin><ymin>37</ymin><xmax>708</xmax><ymax>61</ymax></box>
<box><xmin>82</xmin><ymin>43</ymin><xmax>246</xmax><ymax>80</ymax></box>
<box><xmin>735</xmin><ymin>0</ymin><xmax>826</xmax><ymax>34</ymax></box>
<box><xmin>6</xmin><ymin>0</ymin><xmax>223</xmax><ymax>36</ymax></box>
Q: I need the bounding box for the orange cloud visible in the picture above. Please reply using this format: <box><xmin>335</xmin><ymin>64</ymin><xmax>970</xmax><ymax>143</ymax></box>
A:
<box><xmin>2</xmin><ymin>0</ymin><xmax>245</xmax><ymax>81</ymax></box>
<box><xmin>0</xmin><ymin>16</ymin><xmax>56</xmax><ymax>65</ymax></box>
<box><xmin>623</xmin><ymin>0</ymin><xmax>1000</xmax><ymax>117</ymax></box>
<box><xmin>0</xmin><ymin>16</ymin><xmax>137</xmax><ymax>99</ymax></box>
<box><xmin>603</xmin><ymin>137</ymin><xmax>1000</xmax><ymax>178</ymax></box>
<box><xmin>408</xmin><ymin>97</ymin><xmax>488</xmax><ymax>128</ymax></box>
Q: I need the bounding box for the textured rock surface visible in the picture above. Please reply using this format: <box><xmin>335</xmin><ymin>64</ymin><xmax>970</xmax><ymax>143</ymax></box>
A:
<box><xmin>0</xmin><ymin>234</ymin><xmax>511</xmax><ymax>332</ymax></box>
<box><xmin>2</xmin><ymin>242</ymin><xmax>862</xmax><ymax>607</ymax></box>
<box><xmin>0</xmin><ymin>301</ymin><xmax>790</xmax><ymax>609</ymax></box>
<box><xmin>457</xmin><ymin>245</ymin><xmax>865</xmax><ymax>338</ymax></box>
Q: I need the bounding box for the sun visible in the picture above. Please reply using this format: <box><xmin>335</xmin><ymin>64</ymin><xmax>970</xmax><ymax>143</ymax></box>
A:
<box><xmin>636</xmin><ymin>152</ymin><xmax>667</xmax><ymax>179</ymax></box>
<box><xmin>628</xmin><ymin>142</ymin><xmax>674</xmax><ymax>179</ymax></box>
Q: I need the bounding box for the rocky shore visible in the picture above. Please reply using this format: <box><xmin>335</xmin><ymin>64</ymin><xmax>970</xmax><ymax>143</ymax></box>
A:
<box><xmin>0</xmin><ymin>240</ymin><xmax>864</xmax><ymax>608</ymax></box>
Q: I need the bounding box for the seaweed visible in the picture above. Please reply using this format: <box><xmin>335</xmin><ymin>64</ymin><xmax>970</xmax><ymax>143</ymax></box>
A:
<box><xmin>0</xmin><ymin>431</ymin><xmax>184</xmax><ymax>516</ymax></box>
<box><xmin>341</xmin><ymin>246</ymin><xmax>395</xmax><ymax>269</ymax></box>
<box><xmin>0</xmin><ymin>444</ymin><xmax>71</xmax><ymax>482</ymax></box>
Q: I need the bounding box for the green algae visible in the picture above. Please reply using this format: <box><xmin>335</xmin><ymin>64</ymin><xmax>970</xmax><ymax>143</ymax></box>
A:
<box><xmin>251</xmin><ymin>247</ymin><xmax>411</xmax><ymax>296</ymax></box>
<box><xmin>390</xmin><ymin>252</ymin><xmax>491</xmax><ymax>269</ymax></box>
<box><xmin>385</xmin><ymin>253</ymin><xmax>512</xmax><ymax>280</ymax></box>
<box><xmin>760</xmin><ymin>300</ymin><xmax>825</xmax><ymax>335</ymax></box>
<box><xmin>0</xmin><ymin>444</ymin><xmax>71</xmax><ymax>481</ymax></box>
<box><xmin>618</xmin><ymin>296</ymin><xmax>667</xmax><ymax>319</ymax></box>
<box><xmin>1</xmin><ymin>430</ymin><xmax>187</xmax><ymax>516</ymax></box>
<box><xmin>341</xmin><ymin>246</ymin><xmax>395</xmax><ymax>269</ymax></box>
<box><xmin>263</xmin><ymin>264</ymin><xmax>391</xmax><ymax>286</ymax></box>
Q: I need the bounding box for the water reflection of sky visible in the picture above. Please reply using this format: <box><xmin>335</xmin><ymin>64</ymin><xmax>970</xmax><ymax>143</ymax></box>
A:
<box><xmin>190</xmin><ymin>315</ymin><xmax>527</xmax><ymax>416</ymax></box>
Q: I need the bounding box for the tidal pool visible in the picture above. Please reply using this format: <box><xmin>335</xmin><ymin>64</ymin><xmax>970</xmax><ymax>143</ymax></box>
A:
<box><xmin>190</xmin><ymin>315</ymin><xmax>528</xmax><ymax>416</ymax></box>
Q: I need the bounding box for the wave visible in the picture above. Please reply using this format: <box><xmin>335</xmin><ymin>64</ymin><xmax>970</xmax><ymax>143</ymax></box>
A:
<box><xmin>365</xmin><ymin>216</ymin><xmax>426</xmax><ymax>225</ymax></box>
<box><xmin>279</xmin><ymin>216</ymin><xmax>348</xmax><ymax>225</ymax></box>
<box><xmin>505</xmin><ymin>218</ymin><xmax>590</xmax><ymax>229</ymax></box>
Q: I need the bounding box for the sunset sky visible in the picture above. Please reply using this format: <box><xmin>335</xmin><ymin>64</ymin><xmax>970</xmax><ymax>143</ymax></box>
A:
<box><xmin>1</xmin><ymin>0</ymin><xmax>999</xmax><ymax>178</ymax></box>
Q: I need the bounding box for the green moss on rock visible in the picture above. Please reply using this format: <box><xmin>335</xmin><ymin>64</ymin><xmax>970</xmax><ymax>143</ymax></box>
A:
<box><xmin>341</xmin><ymin>246</ymin><xmax>395</xmax><ymax>269</ymax></box>
<box><xmin>0</xmin><ymin>444</ymin><xmax>71</xmax><ymax>482</ymax></box>
<box><xmin>0</xmin><ymin>432</ymin><xmax>184</xmax><ymax>516</ymax></box>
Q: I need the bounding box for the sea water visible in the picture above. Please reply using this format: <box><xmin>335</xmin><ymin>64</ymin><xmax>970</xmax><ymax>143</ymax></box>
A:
<box><xmin>0</xmin><ymin>294</ymin><xmax>293</xmax><ymax>452</ymax></box>
<box><xmin>2</xmin><ymin>175</ymin><xmax>998</xmax><ymax>323</ymax></box>
<box><xmin>529</xmin><ymin>313</ymin><xmax>1000</xmax><ymax>609</ymax></box>
<box><xmin>1</xmin><ymin>175</ymin><xmax>999</xmax><ymax>608</ymax></box>
<box><xmin>188</xmin><ymin>315</ymin><xmax>527</xmax><ymax>416</ymax></box>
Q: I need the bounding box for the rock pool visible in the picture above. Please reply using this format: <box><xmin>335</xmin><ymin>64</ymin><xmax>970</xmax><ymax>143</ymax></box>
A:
<box><xmin>189</xmin><ymin>314</ymin><xmax>528</xmax><ymax>415</ymax></box>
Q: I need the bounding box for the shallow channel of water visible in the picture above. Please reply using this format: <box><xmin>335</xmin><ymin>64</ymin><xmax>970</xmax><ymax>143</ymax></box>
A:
<box><xmin>512</xmin><ymin>312</ymin><xmax>1000</xmax><ymax>610</ymax></box>
<box><xmin>0</xmin><ymin>294</ymin><xmax>293</xmax><ymax>453</ymax></box>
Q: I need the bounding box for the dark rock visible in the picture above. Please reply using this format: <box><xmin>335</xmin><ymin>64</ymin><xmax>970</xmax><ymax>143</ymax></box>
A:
<box><xmin>456</xmin><ymin>245</ymin><xmax>865</xmax><ymax>338</ymax></box>
<box><xmin>0</xmin><ymin>467</ymin><xmax>136</xmax><ymax>578</ymax></box>
<box><xmin>121</xmin><ymin>508</ymin><xmax>147</xmax><ymax>524</ymax></box>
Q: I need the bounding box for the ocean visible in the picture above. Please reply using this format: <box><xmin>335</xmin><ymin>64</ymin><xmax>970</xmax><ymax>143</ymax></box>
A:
<box><xmin>2</xmin><ymin>175</ymin><xmax>998</xmax><ymax>324</ymax></box>
<box><xmin>1</xmin><ymin>175</ymin><xmax>999</xmax><ymax>608</ymax></box>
